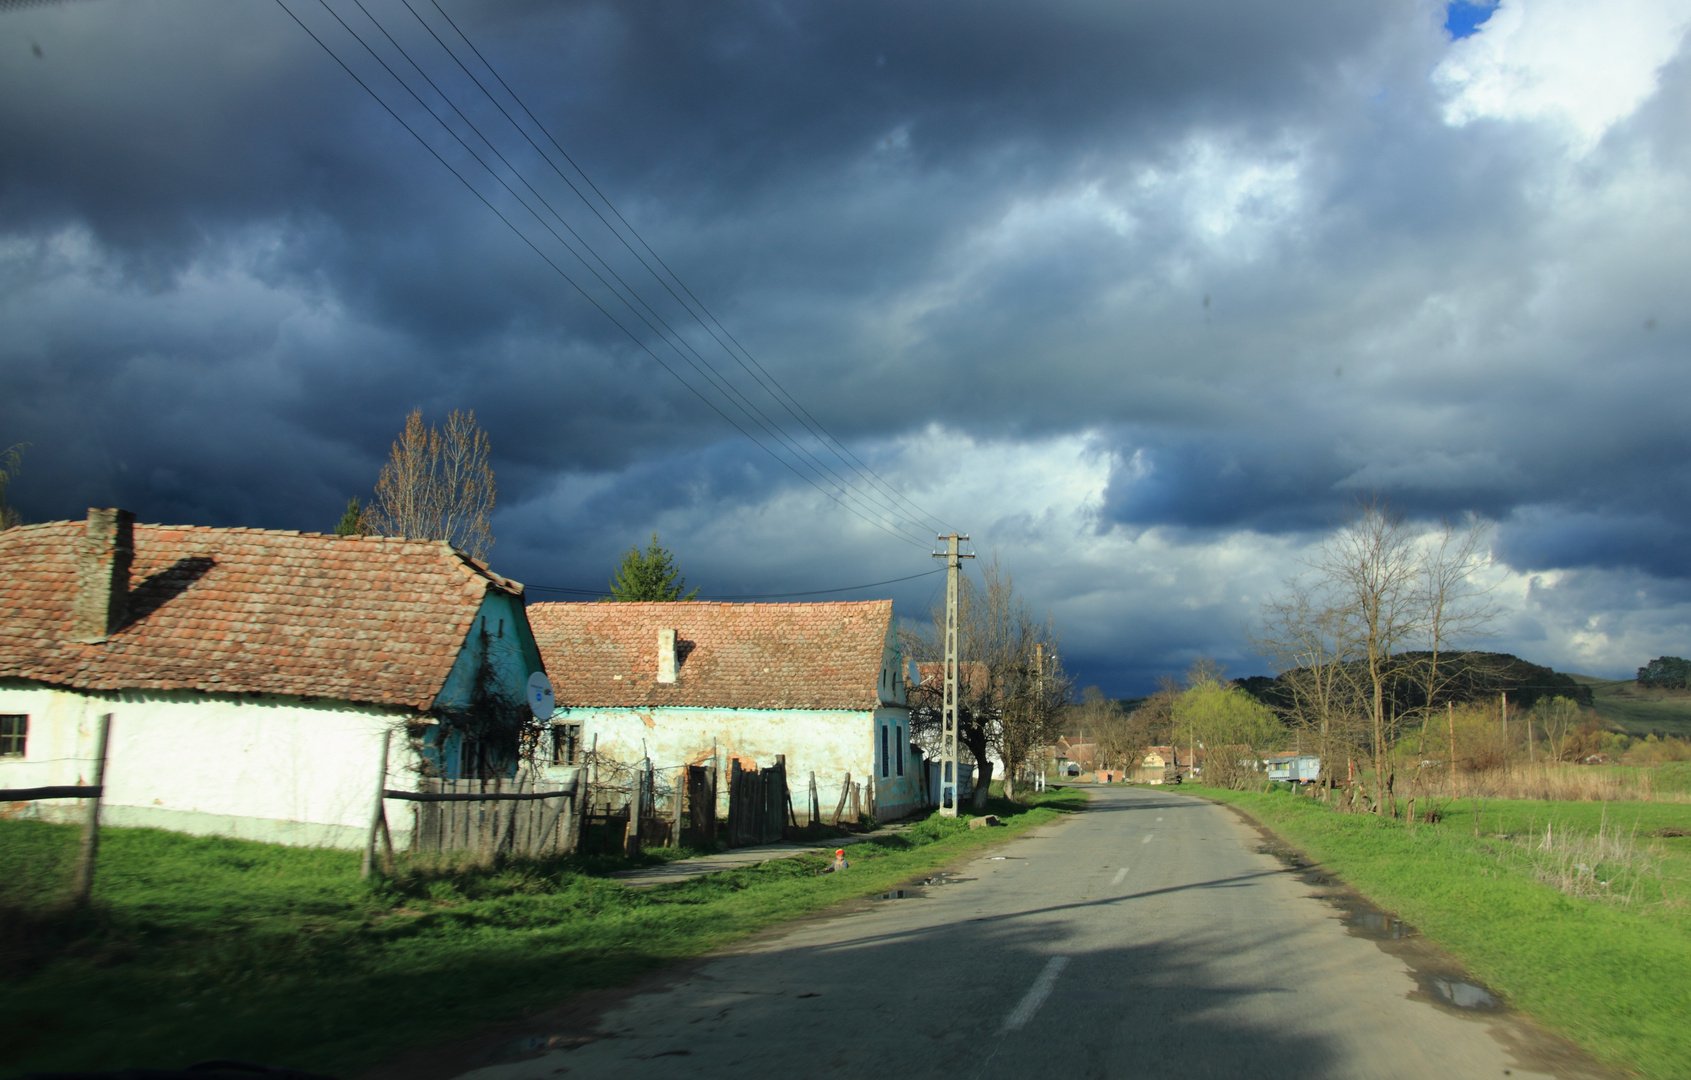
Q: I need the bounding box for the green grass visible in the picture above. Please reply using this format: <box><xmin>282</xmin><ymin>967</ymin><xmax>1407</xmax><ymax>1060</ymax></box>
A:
<box><xmin>1190</xmin><ymin>785</ymin><xmax>1691</xmax><ymax>1079</ymax></box>
<box><xmin>0</xmin><ymin>787</ymin><xmax>1085</xmax><ymax>1079</ymax></box>
<box><xmin>1571</xmin><ymin>674</ymin><xmax>1691</xmax><ymax>738</ymax></box>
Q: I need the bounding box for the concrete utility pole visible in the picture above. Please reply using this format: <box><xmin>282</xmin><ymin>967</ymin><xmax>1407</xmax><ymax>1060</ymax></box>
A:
<box><xmin>934</xmin><ymin>533</ymin><xmax>974</xmax><ymax>816</ymax></box>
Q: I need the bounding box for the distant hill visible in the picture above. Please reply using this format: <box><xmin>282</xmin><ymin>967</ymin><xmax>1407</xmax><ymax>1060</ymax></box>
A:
<box><xmin>1569</xmin><ymin>674</ymin><xmax>1691</xmax><ymax>739</ymax></box>
<box><xmin>1236</xmin><ymin>652</ymin><xmax>1593</xmax><ymax>716</ymax></box>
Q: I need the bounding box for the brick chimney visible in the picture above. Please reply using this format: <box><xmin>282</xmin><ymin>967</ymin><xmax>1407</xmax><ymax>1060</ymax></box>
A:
<box><xmin>656</xmin><ymin>628</ymin><xmax>678</xmax><ymax>683</ymax></box>
<box><xmin>73</xmin><ymin>508</ymin><xmax>134</xmax><ymax>643</ymax></box>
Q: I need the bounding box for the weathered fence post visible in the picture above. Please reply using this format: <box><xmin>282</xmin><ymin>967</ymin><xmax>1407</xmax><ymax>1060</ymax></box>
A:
<box><xmin>70</xmin><ymin>712</ymin><xmax>111</xmax><ymax>907</ymax></box>
<box><xmin>361</xmin><ymin>729</ymin><xmax>391</xmax><ymax>881</ymax></box>
<box><xmin>833</xmin><ymin>772</ymin><xmax>851</xmax><ymax>825</ymax></box>
<box><xmin>670</xmin><ymin>768</ymin><xmax>684</xmax><ymax>846</ymax></box>
<box><xmin>624</xmin><ymin>767</ymin><xmax>644</xmax><ymax>859</ymax></box>
<box><xmin>726</xmin><ymin>759</ymin><xmax>743</xmax><ymax>847</ymax></box>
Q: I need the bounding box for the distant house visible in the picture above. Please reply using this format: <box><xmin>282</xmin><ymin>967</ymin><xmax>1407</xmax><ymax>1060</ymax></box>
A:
<box><xmin>1263</xmin><ymin>752</ymin><xmax>1321</xmax><ymax>783</ymax></box>
<box><xmin>527</xmin><ymin>600</ymin><xmax>921</xmax><ymax>821</ymax></box>
<box><xmin>0</xmin><ymin>509</ymin><xmax>546</xmax><ymax>848</ymax></box>
<box><xmin>1055</xmin><ymin>736</ymin><xmax>1098</xmax><ymax>770</ymax></box>
<box><xmin>1133</xmin><ymin>746</ymin><xmax>1206</xmax><ymax>784</ymax></box>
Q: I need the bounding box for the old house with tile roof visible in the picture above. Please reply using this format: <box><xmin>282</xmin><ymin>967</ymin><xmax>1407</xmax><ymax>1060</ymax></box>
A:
<box><xmin>0</xmin><ymin>508</ymin><xmax>547</xmax><ymax>848</ymax></box>
<box><xmin>527</xmin><ymin>599</ymin><xmax>922</xmax><ymax>822</ymax></box>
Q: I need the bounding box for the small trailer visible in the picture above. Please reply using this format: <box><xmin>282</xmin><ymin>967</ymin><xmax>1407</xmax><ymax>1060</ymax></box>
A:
<box><xmin>1264</xmin><ymin>754</ymin><xmax>1321</xmax><ymax>784</ymax></box>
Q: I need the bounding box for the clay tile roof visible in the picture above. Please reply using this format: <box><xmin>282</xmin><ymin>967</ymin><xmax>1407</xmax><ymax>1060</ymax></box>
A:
<box><xmin>0</xmin><ymin>519</ymin><xmax>520</xmax><ymax>711</ymax></box>
<box><xmin>528</xmin><ymin>600</ymin><xmax>896</xmax><ymax>711</ymax></box>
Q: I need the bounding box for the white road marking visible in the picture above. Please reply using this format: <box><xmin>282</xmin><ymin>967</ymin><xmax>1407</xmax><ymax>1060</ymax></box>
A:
<box><xmin>1003</xmin><ymin>956</ymin><xmax>1070</xmax><ymax>1031</ymax></box>
<box><xmin>1157</xmin><ymin>816</ymin><xmax>1164</xmax><ymax>822</ymax></box>
<box><xmin>1140</xmin><ymin>834</ymin><xmax>1154</xmax><ymax>844</ymax></box>
<box><xmin>1111</xmin><ymin>868</ymin><xmax>1128</xmax><ymax>885</ymax></box>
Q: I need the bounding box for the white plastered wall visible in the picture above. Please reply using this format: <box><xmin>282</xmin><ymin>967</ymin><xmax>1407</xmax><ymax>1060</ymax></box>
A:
<box><xmin>0</xmin><ymin>679</ymin><xmax>419</xmax><ymax>849</ymax></box>
<box><xmin>565</xmin><ymin>704</ymin><xmax>921</xmax><ymax>821</ymax></box>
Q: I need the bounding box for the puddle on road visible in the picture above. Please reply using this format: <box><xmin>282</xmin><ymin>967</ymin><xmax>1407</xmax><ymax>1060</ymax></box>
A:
<box><xmin>1339</xmin><ymin>906</ymin><xmax>1410</xmax><ymax>941</ymax></box>
<box><xmin>1250</xmin><ymin>834</ymin><xmax>1514</xmax><ymax>1018</ymax></box>
<box><xmin>1425</xmin><ymin>976</ymin><xmax>1500</xmax><ymax>1011</ymax></box>
<box><xmin>875</xmin><ymin>870</ymin><xmax>978</xmax><ymax>900</ymax></box>
<box><xmin>484</xmin><ymin>1032</ymin><xmax>598</xmax><ymax>1063</ymax></box>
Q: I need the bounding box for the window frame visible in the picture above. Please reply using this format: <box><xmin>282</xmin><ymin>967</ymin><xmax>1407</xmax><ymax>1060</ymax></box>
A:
<box><xmin>551</xmin><ymin>723</ymin><xmax>582</xmax><ymax>766</ymax></box>
<box><xmin>0</xmin><ymin>714</ymin><xmax>25</xmax><ymax>758</ymax></box>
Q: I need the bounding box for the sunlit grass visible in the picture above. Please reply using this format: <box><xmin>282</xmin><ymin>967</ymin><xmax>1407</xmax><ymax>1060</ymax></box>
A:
<box><xmin>1194</xmin><ymin>785</ymin><xmax>1691</xmax><ymax>1079</ymax></box>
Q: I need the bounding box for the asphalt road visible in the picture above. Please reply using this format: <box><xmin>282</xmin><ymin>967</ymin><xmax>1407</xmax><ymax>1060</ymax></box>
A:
<box><xmin>447</xmin><ymin>786</ymin><xmax>1612</xmax><ymax>1080</ymax></box>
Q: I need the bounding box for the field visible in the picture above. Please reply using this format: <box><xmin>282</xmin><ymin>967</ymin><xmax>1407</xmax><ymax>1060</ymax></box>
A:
<box><xmin>1572</xmin><ymin>674</ymin><xmax>1691</xmax><ymax>739</ymax></box>
<box><xmin>0</xmin><ymin>787</ymin><xmax>1085</xmax><ymax>1079</ymax></box>
<box><xmin>1193</xmin><ymin>785</ymin><xmax>1691</xmax><ymax>1079</ymax></box>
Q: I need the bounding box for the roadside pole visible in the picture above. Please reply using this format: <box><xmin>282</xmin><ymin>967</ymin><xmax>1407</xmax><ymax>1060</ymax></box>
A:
<box><xmin>932</xmin><ymin>533</ymin><xmax>973</xmax><ymax>816</ymax></box>
<box><xmin>70</xmin><ymin>712</ymin><xmax>112</xmax><ymax>907</ymax></box>
<box><xmin>361</xmin><ymin>729</ymin><xmax>391</xmax><ymax>881</ymax></box>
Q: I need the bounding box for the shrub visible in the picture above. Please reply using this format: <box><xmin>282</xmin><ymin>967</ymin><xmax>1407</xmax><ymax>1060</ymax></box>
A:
<box><xmin>1637</xmin><ymin>656</ymin><xmax>1691</xmax><ymax>690</ymax></box>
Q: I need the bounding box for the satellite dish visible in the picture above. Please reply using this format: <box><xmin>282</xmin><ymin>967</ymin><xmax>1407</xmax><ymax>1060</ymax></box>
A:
<box><xmin>526</xmin><ymin>671</ymin><xmax>555</xmax><ymax>721</ymax></box>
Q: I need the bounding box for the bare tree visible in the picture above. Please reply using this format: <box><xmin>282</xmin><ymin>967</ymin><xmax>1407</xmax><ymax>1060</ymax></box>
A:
<box><xmin>1079</xmin><ymin>688</ymin><xmax>1134</xmax><ymax>775</ymax></box>
<box><xmin>367</xmin><ymin>410</ymin><xmax>497</xmax><ymax>561</ymax></box>
<box><xmin>1256</xmin><ymin>499</ymin><xmax>1499</xmax><ymax>813</ymax></box>
<box><xmin>905</xmin><ymin>554</ymin><xmax>1068</xmax><ymax>807</ymax></box>
<box><xmin>1316</xmin><ymin>500</ymin><xmax>1425</xmax><ymax>811</ymax></box>
<box><xmin>1253</xmin><ymin>577</ymin><xmax>1363</xmax><ymax>793</ymax></box>
<box><xmin>1533</xmin><ymin>696</ymin><xmax>1584</xmax><ymax>762</ymax></box>
<box><xmin>1408</xmin><ymin>516</ymin><xmax>1499</xmax><ymax>730</ymax></box>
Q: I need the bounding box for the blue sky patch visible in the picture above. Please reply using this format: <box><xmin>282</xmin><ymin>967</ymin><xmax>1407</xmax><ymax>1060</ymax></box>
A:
<box><xmin>1445</xmin><ymin>0</ymin><xmax>1501</xmax><ymax>39</ymax></box>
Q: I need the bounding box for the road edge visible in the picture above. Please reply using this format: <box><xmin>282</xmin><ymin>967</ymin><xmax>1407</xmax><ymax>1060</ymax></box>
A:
<box><xmin>354</xmin><ymin>794</ymin><xmax>1090</xmax><ymax>1080</ymax></box>
<box><xmin>1179</xmin><ymin>788</ymin><xmax>1624</xmax><ymax>1080</ymax></box>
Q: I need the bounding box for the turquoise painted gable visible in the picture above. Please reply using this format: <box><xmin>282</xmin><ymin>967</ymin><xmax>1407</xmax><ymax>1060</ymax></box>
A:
<box><xmin>423</xmin><ymin>590</ymin><xmax>547</xmax><ymax>780</ymax></box>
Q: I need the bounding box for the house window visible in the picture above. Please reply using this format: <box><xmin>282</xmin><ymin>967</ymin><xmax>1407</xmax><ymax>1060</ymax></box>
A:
<box><xmin>552</xmin><ymin>723</ymin><xmax>581</xmax><ymax>766</ymax></box>
<box><xmin>880</xmin><ymin>723</ymin><xmax>890</xmax><ymax>778</ymax></box>
<box><xmin>0</xmin><ymin>715</ymin><xmax>25</xmax><ymax>757</ymax></box>
<box><xmin>896</xmin><ymin>725</ymin><xmax>905</xmax><ymax>776</ymax></box>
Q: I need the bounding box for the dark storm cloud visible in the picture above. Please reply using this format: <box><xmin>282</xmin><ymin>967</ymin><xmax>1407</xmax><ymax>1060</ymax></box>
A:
<box><xmin>0</xmin><ymin>0</ymin><xmax>1407</xmax><ymax>520</ymax></box>
<box><xmin>5</xmin><ymin>0</ymin><xmax>1691</xmax><ymax>692</ymax></box>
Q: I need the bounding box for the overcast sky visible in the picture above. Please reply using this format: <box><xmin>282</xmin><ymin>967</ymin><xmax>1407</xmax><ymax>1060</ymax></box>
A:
<box><xmin>4</xmin><ymin>0</ymin><xmax>1690</xmax><ymax>695</ymax></box>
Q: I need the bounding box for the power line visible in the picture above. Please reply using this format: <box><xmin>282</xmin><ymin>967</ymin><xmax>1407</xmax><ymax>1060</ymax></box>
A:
<box><xmin>341</xmin><ymin>0</ymin><xmax>935</xmax><ymax>545</ymax></box>
<box><xmin>525</xmin><ymin>567</ymin><xmax>944</xmax><ymax>601</ymax></box>
<box><xmin>275</xmin><ymin>0</ymin><xmax>933</xmax><ymax>549</ymax></box>
<box><xmin>418</xmin><ymin>0</ymin><xmax>958</xmax><ymax>540</ymax></box>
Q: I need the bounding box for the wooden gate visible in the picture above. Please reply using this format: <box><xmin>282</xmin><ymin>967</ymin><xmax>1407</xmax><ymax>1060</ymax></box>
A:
<box><xmin>682</xmin><ymin>764</ymin><xmax>717</xmax><ymax>845</ymax></box>
<box><xmin>725</xmin><ymin>756</ymin><xmax>792</xmax><ymax>847</ymax></box>
<box><xmin>406</xmin><ymin>771</ymin><xmax>583</xmax><ymax>858</ymax></box>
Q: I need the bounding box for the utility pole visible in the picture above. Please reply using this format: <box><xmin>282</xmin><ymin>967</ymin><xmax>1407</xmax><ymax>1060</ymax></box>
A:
<box><xmin>1034</xmin><ymin>643</ymin><xmax>1043</xmax><ymax>790</ymax></box>
<box><xmin>934</xmin><ymin>533</ymin><xmax>974</xmax><ymax>816</ymax></box>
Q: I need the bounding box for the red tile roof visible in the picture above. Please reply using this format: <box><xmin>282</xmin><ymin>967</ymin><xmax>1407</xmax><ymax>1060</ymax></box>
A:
<box><xmin>528</xmin><ymin>600</ymin><xmax>896</xmax><ymax>711</ymax></box>
<box><xmin>0</xmin><ymin>518</ymin><xmax>522</xmax><ymax>711</ymax></box>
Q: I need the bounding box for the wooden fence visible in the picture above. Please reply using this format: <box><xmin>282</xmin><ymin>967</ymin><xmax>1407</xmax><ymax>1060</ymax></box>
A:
<box><xmin>396</xmin><ymin>771</ymin><xmax>583</xmax><ymax>858</ymax></box>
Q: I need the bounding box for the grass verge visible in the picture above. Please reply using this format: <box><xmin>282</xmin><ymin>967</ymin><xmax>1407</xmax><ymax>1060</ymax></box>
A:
<box><xmin>1188</xmin><ymin>785</ymin><xmax>1691</xmax><ymax>1079</ymax></box>
<box><xmin>0</xmin><ymin>786</ymin><xmax>1084</xmax><ymax>1078</ymax></box>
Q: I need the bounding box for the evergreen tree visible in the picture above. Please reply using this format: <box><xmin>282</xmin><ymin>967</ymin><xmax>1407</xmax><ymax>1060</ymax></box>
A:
<box><xmin>334</xmin><ymin>497</ymin><xmax>366</xmax><ymax>536</ymax></box>
<box><xmin>607</xmin><ymin>533</ymin><xmax>698</xmax><ymax>601</ymax></box>
<box><xmin>0</xmin><ymin>442</ymin><xmax>27</xmax><ymax>530</ymax></box>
